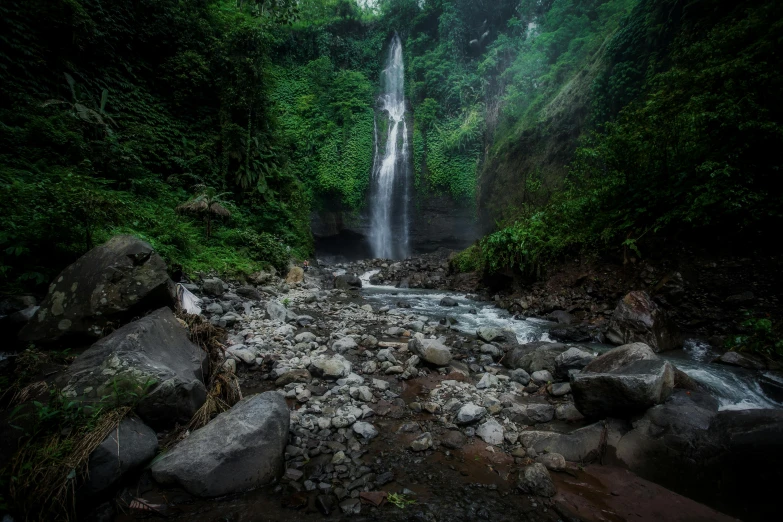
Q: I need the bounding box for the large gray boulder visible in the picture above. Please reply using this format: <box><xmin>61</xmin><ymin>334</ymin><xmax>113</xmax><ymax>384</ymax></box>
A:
<box><xmin>409</xmin><ymin>337</ymin><xmax>452</xmax><ymax>366</ymax></box>
<box><xmin>151</xmin><ymin>392</ymin><xmax>289</xmax><ymax>497</ymax></box>
<box><xmin>266</xmin><ymin>301</ymin><xmax>298</xmax><ymax>323</ymax></box>
<box><xmin>571</xmin><ymin>343</ymin><xmax>675</xmax><ymax>418</ymax></box>
<box><xmin>19</xmin><ymin>235</ymin><xmax>173</xmax><ymax>342</ymax></box>
<box><xmin>83</xmin><ymin>416</ymin><xmax>158</xmax><ymax>496</ymax></box>
<box><xmin>504</xmin><ymin>342</ymin><xmax>568</xmax><ymax>374</ymax></box>
<box><xmin>518</xmin><ymin>421</ymin><xmax>628</xmax><ymax>462</ymax></box>
<box><xmin>58</xmin><ymin>307</ymin><xmax>207</xmax><ymax>430</ymax></box>
<box><xmin>517</xmin><ymin>463</ymin><xmax>556</xmax><ymax>497</ymax></box>
<box><xmin>554</xmin><ymin>347</ymin><xmax>596</xmax><ymax>380</ymax></box>
<box><xmin>334</xmin><ymin>274</ymin><xmax>362</xmax><ymax>290</ymax></box>
<box><xmin>606</xmin><ymin>291</ymin><xmax>681</xmax><ymax>352</ymax></box>
<box><xmin>309</xmin><ymin>355</ymin><xmax>352</xmax><ymax>380</ymax></box>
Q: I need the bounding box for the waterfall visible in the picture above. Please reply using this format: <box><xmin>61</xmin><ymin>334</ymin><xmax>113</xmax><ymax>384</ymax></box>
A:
<box><xmin>369</xmin><ymin>33</ymin><xmax>410</xmax><ymax>260</ymax></box>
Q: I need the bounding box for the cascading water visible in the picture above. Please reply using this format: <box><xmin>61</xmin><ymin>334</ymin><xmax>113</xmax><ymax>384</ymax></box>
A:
<box><xmin>369</xmin><ymin>33</ymin><xmax>410</xmax><ymax>260</ymax></box>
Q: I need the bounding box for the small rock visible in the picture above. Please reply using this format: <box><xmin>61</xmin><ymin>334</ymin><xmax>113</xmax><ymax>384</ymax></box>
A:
<box><xmin>410</xmin><ymin>432</ymin><xmax>433</xmax><ymax>451</ymax></box>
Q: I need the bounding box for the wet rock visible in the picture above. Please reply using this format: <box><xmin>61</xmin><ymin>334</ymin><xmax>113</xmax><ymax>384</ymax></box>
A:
<box><xmin>83</xmin><ymin>416</ymin><xmax>158</xmax><ymax>496</ymax></box>
<box><xmin>509</xmin><ymin>368</ymin><xmax>531</xmax><ymax>385</ymax></box>
<box><xmin>548</xmin><ymin>310</ymin><xmax>574</xmax><ymax>324</ymax></box>
<box><xmin>504</xmin><ymin>342</ymin><xmax>568</xmax><ymax>373</ymax></box>
<box><xmin>409</xmin><ymin>337</ymin><xmax>452</xmax><ymax>366</ymax></box>
<box><xmin>572</xmin><ymin>343</ymin><xmax>675</xmax><ymax>418</ymax></box>
<box><xmin>152</xmin><ymin>392</ymin><xmax>288</xmax><ymax>497</ymax></box>
<box><xmin>339</xmin><ymin>498</ymin><xmax>361</xmax><ymax>515</ymax></box>
<box><xmin>517</xmin><ymin>463</ymin><xmax>556</xmax><ymax>497</ymax></box>
<box><xmin>715</xmin><ymin>351</ymin><xmax>766</xmax><ymax>370</ymax></box>
<box><xmin>549</xmin><ymin>325</ymin><xmax>593</xmax><ymax>343</ymax></box>
<box><xmin>334</xmin><ymin>275</ymin><xmax>362</xmax><ymax>290</ymax></box>
<box><xmin>536</xmin><ymin>453</ymin><xmax>566</xmax><ymax>471</ymax></box>
<box><xmin>519</xmin><ymin>422</ymin><xmax>608</xmax><ymax>462</ymax></box>
<box><xmin>531</xmin><ymin>370</ymin><xmax>553</xmax><ymax>384</ymax></box>
<box><xmin>556</xmin><ymin>403</ymin><xmax>585</xmax><ymax>422</ymax></box>
<box><xmin>352</xmin><ymin>421</ymin><xmax>379</xmax><ymax>439</ymax></box>
<box><xmin>606</xmin><ymin>291</ymin><xmax>681</xmax><ymax>352</ymax></box>
<box><xmin>57</xmin><ymin>308</ymin><xmax>206</xmax><ymax>430</ymax></box>
<box><xmin>441</xmin><ymin>430</ymin><xmax>467</xmax><ymax>449</ymax></box>
<box><xmin>410</xmin><ymin>432</ymin><xmax>433</xmax><ymax>451</ymax></box>
<box><xmin>19</xmin><ymin>235</ymin><xmax>174</xmax><ymax>343</ymax></box>
<box><xmin>505</xmin><ymin>401</ymin><xmax>555</xmax><ymax>425</ymax></box>
<box><xmin>554</xmin><ymin>347</ymin><xmax>596</xmax><ymax>380</ymax></box>
<box><xmin>476</xmin><ymin>327</ymin><xmax>508</xmax><ymax>343</ymax></box>
<box><xmin>440</xmin><ymin>297</ymin><xmax>459</xmax><ymax>307</ymax></box>
<box><xmin>476</xmin><ymin>418</ymin><xmax>504</xmax><ymax>445</ymax></box>
<box><xmin>456</xmin><ymin>403</ymin><xmax>487</xmax><ymax>424</ymax></box>
<box><xmin>310</xmin><ymin>355</ymin><xmax>352</xmax><ymax>380</ymax></box>
<box><xmin>549</xmin><ymin>382</ymin><xmax>571</xmax><ymax>396</ymax></box>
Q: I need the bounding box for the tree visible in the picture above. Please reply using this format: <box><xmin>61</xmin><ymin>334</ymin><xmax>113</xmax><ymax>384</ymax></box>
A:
<box><xmin>177</xmin><ymin>186</ymin><xmax>232</xmax><ymax>238</ymax></box>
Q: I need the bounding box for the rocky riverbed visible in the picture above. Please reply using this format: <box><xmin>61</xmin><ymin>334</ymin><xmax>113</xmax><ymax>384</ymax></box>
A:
<box><xmin>2</xmin><ymin>237</ymin><xmax>782</xmax><ymax>522</ymax></box>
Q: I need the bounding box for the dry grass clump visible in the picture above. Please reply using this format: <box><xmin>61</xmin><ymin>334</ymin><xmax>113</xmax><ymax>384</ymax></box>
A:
<box><xmin>9</xmin><ymin>406</ymin><xmax>130</xmax><ymax>521</ymax></box>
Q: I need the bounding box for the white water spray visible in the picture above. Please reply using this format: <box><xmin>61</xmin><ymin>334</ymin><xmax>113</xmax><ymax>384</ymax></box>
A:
<box><xmin>369</xmin><ymin>33</ymin><xmax>410</xmax><ymax>259</ymax></box>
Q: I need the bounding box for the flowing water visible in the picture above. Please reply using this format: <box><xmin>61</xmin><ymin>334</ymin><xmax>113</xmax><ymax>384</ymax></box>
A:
<box><xmin>369</xmin><ymin>33</ymin><xmax>410</xmax><ymax>260</ymax></box>
<box><xmin>359</xmin><ymin>271</ymin><xmax>783</xmax><ymax>412</ymax></box>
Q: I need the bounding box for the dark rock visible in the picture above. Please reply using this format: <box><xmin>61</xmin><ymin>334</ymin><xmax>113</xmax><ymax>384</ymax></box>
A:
<box><xmin>57</xmin><ymin>308</ymin><xmax>207</xmax><ymax>430</ymax></box>
<box><xmin>440</xmin><ymin>297</ymin><xmax>459</xmax><ymax>307</ymax></box>
<box><xmin>504</xmin><ymin>399</ymin><xmax>555</xmax><ymax>425</ymax></box>
<box><xmin>548</xmin><ymin>310</ymin><xmax>574</xmax><ymax>324</ymax></box>
<box><xmin>606</xmin><ymin>291</ymin><xmax>681</xmax><ymax>352</ymax></box>
<box><xmin>440</xmin><ymin>430</ymin><xmax>467</xmax><ymax>449</ymax></box>
<box><xmin>334</xmin><ymin>274</ymin><xmax>362</xmax><ymax>290</ymax></box>
<box><xmin>19</xmin><ymin>235</ymin><xmax>174</xmax><ymax>343</ymax></box>
<box><xmin>517</xmin><ymin>463</ymin><xmax>556</xmax><ymax>497</ymax></box>
<box><xmin>504</xmin><ymin>342</ymin><xmax>568</xmax><ymax>373</ymax></box>
<box><xmin>554</xmin><ymin>347</ymin><xmax>596</xmax><ymax>380</ymax></box>
<box><xmin>83</xmin><ymin>416</ymin><xmax>158</xmax><ymax>496</ymax></box>
<box><xmin>151</xmin><ymin>392</ymin><xmax>289</xmax><ymax>497</ymax></box>
<box><xmin>714</xmin><ymin>351</ymin><xmax>767</xmax><ymax>370</ymax></box>
<box><xmin>549</xmin><ymin>325</ymin><xmax>593</xmax><ymax>343</ymax></box>
<box><xmin>236</xmin><ymin>286</ymin><xmax>261</xmax><ymax>300</ymax></box>
<box><xmin>520</xmin><ymin>420</ymin><xmax>629</xmax><ymax>462</ymax></box>
<box><xmin>572</xmin><ymin>344</ymin><xmax>675</xmax><ymax>418</ymax></box>
<box><xmin>202</xmin><ymin>278</ymin><xmax>226</xmax><ymax>297</ymax></box>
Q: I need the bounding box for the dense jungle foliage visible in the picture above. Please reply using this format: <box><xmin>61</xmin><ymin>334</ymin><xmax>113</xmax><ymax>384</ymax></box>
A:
<box><xmin>2</xmin><ymin>0</ymin><xmax>781</xmax><ymax>292</ymax></box>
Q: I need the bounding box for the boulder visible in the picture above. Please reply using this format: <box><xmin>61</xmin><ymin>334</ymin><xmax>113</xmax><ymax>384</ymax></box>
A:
<box><xmin>715</xmin><ymin>351</ymin><xmax>766</xmax><ymax>370</ymax></box>
<box><xmin>266</xmin><ymin>301</ymin><xmax>297</xmax><ymax>323</ymax></box>
<box><xmin>519</xmin><ymin>422</ymin><xmax>614</xmax><ymax>462</ymax></box>
<box><xmin>332</xmin><ymin>337</ymin><xmax>358</xmax><ymax>353</ymax></box>
<box><xmin>606</xmin><ymin>291</ymin><xmax>681</xmax><ymax>352</ymax></box>
<box><xmin>547</xmin><ymin>310</ymin><xmax>574</xmax><ymax>324</ymax></box>
<box><xmin>309</xmin><ymin>355</ymin><xmax>352</xmax><ymax>380</ymax></box>
<box><xmin>517</xmin><ymin>463</ymin><xmax>556</xmax><ymax>497</ymax></box>
<box><xmin>409</xmin><ymin>337</ymin><xmax>452</xmax><ymax>366</ymax></box>
<box><xmin>554</xmin><ymin>347</ymin><xmax>596</xmax><ymax>380</ymax></box>
<box><xmin>19</xmin><ymin>235</ymin><xmax>173</xmax><ymax>342</ymax></box>
<box><xmin>83</xmin><ymin>416</ymin><xmax>158</xmax><ymax>496</ymax></box>
<box><xmin>285</xmin><ymin>267</ymin><xmax>304</xmax><ymax>284</ymax></box>
<box><xmin>476</xmin><ymin>418</ymin><xmax>504</xmax><ymax>445</ymax></box>
<box><xmin>334</xmin><ymin>275</ymin><xmax>362</xmax><ymax>290</ymax></box>
<box><xmin>58</xmin><ymin>307</ymin><xmax>207</xmax><ymax>430</ymax></box>
<box><xmin>505</xmin><ymin>401</ymin><xmax>555</xmax><ymax>425</ymax></box>
<box><xmin>440</xmin><ymin>297</ymin><xmax>459</xmax><ymax>307</ymax></box>
<box><xmin>202</xmin><ymin>278</ymin><xmax>225</xmax><ymax>297</ymax></box>
<box><xmin>504</xmin><ymin>342</ymin><xmax>568</xmax><ymax>373</ymax></box>
<box><xmin>476</xmin><ymin>327</ymin><xmax>508</xmax><ymax>343</ymax></box>
<box><xmin>571</xmin><ymin>344</ymin><xmax>675</xmax><ymax>418</ymax></box>
<box><xmin>549</xmin><ymin>325</ymin><xmax>593</xmax><ymax>343</ymax></box>
<box><xmin>152</xmin><ymin>392</ymin><xmax>289</xmax><ymax>497</ymax></box>
<box><xmin>236</xmin><ymin>286</ymin><xmax>261</xmax><ymax>300</ymax></box>
<box><xmin>536</xmin><ymin>453</ymin><xmax>566</xmax><ymax>471</ymax></box>
<box><xmin>456</xmin><ymin>403</ymin><xmax>487</xmax><ymax>424</ymax></box>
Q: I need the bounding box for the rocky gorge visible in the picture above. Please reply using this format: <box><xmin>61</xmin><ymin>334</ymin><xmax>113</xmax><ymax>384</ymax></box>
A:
<box><xmin>1</xmin><ymin>236</ymin><xmax>781</xmax><ymax>521</ymax></box>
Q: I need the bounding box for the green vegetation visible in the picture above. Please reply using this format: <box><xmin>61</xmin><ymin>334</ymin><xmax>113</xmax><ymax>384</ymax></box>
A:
<box><xmin>452</xmin><ymin>0</ymin><xmax>783</xmax><ymax>275</ymax></box>
<box><xmin>726</xmin><ymin>314</ymin><xmax>783</xmax><ymax>360</ymax></box>
<box><xmin>0</xmin><ymin>0</ymin><xmax>310</xmax><ymax>293</ymax></box>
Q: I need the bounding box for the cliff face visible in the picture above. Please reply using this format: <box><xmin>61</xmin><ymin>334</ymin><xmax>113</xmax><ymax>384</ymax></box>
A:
<box><xmin>311</xmin><ymin>189</ymin><xmax>479</xmax><ymax>261</ymax></box>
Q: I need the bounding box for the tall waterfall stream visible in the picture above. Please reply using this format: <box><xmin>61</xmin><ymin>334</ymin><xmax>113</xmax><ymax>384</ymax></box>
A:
<box><xmin>369</xmin><ymin>33</ymin><xmax>410</xmax><ymax>260</ymax></box>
